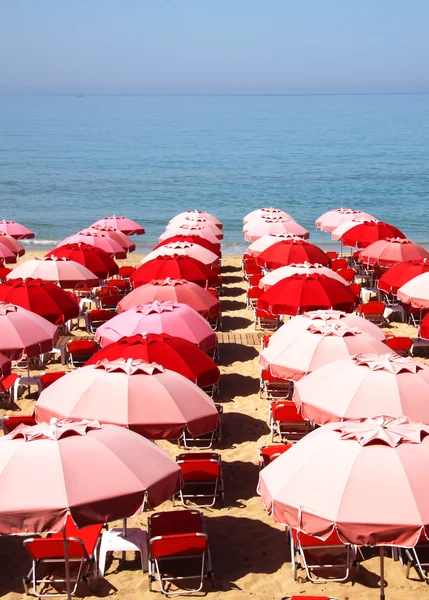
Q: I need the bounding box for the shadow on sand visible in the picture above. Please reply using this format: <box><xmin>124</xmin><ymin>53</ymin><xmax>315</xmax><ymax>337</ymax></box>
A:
<box><xmin>221</xmin><ymin>315</ymin><xmax>253</xmax><ymax>331</ymax></box>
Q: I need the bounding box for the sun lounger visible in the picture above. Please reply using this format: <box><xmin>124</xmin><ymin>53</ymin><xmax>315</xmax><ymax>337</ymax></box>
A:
<box><xmin>85</xmin><ymin>309</ymin><xmax>113</xmax><ymax>333</ymax></box>
<box><xmin>180</xmin><ymin>404</ymin><xmax>222</xmax><ymax>449</ymax></box>
<box><xmin>207</xmin><ymin>307</ymin><xmax>222</xmax><ymax>331</ymax></box>
<box><xmin>254</xmin><ymin>308</ymin><xmax>281</xmax><ymax>331</ymax></box>
<box><xmin>246</xmin><ymin>286</ymin><xmax>263</xmax><ymax>309</ymax></box>
<box><xmin>269</xmin><ymin>401</ymin><xmax>309</xmax><ymax>442</ymax></box>
<box><xmin>260</xmin><ymin>369</ymin><xmax>294</xmax><ymax>399</ymax></box>
<box><xmin>106</xmin><ymin>278</ymin><xmax>130</xmax><ymax>295</ymax></box>
<box><xmin>175</xmin><ymin>452</ymin><xmax>224</xmax><ymax>508</ymax></box>
<box><xmin>403</xmin><ymin>531</ymin><xmax>429</xmax><ymax>582</ymax></box>
<box><xmin>356</xmin><ymin>301</ymin><xmax>386</xmax><ymax>326</ymax></box>
<box><xmin>2</xmin><ymin>413</ymin><xmax>36</xmax><ymax>433</ymax></box>
<box><xmin>67</xmin><ymin>340</ymin><xmax>98</xmax><ymax>368</ymax></box>
<box><xmin>96</xmin><ymin>286</ymin><xmax>121</xmax><ymax>311</ymax></box>
<box><xmin>148</xmin><ymin>509</ymin><xmax>214</xmax><ymax>595</ymax></box>
<box><xmin>336</xmin><ymin>267</ymin><xmax>356</xmax><ymax>282</ymax></box>
<box><xmin>384</xmin><ymin>335</ymin><xmax>413</xmax><ymax>356</ymax></box>
<box><xmin>258</xmin><ymin>443</ymin><xmax>291</xmax><ymax>468</ymax></box>
<box><xmin>119</xmin><ymin>265</ymin><xmax>136</xmax><ymax>281</ymax></box>
<box><xmin>330</xmin><ymin>258</ymin><xmax>348</xmax><ymax>272</ymax></box>
<box><xmin>0</xmin><ymin>373</ymin><xmax>20</xmax><ymax>407</ymax></box>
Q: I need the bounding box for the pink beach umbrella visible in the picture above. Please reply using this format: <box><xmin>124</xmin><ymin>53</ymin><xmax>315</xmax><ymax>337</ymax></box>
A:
<box><xmin>0</xmin><ymin>302</ymin><xmax>58</xmax><ymax>359</ymax></box>
<box><xmin>247</xmin><ymin>234</ymin><xmax>302</xmax><ymax>257</ymax></box>
<box><xmin>397</xmin><ymin>272</ymin><xmax>429</xmax><ymax>309</ymax></box>
<box><xmin>118</xmin><ymin>278</ymin><xmax>221</xmax><ymax>319</ymax></box>
<box><xmin>58</xmin><ymin>231</ymin><xmax>127</xmax><ymax>259</ymax></box>
<box><xmin>0</xmin><ymin>220</ymin><xmax>34</xmax><ymax>240</ymax></box>
<box><xmin>244</xmin><ymin>208</ymin><xmax>296</xmax><ymax>224</ymax></box>
<box><xmin>244</xmin><ymin>216</ymin><xmax>309</xmax><ymax>242</ymax></box>
<box><xmin>95</xmin><ymin>300</ymin><xmax>217</xmax><ymax>351</ymax></box>
<box><xmin>360</xmin><ymin>238</ymin><xmax>429</xmax><ymax>269</ymax></box>
<box><xmin>85</xmin><ymin>225</ymin><xmax>136</xmax><ymax>252</ymax></box>
<box><xmin>258</xmin><ymin>416</ymin><xmax>429</xmax><ymax>598</ymax></box>
<box><xmin>141</xmin><ymin>242</ymin><xmax>219</xmax><ymax>267</ymax></box>
<box><xmin>0</xmin><ymin>352</ymin><xmax>12</xmax><ymax>379</ymax></box>
<box><xmin>36</xmin><ymin>359</ymin><xmax>219</xmax><ymax>440</ymax></box>
<box><xmin>165</xmin><ymin>220</ymin><xmax>223</xmax><ymax>240</ymax></box>
<box><xmin>259</xmin><ymin>322</ymin><xmax>390</xmax><ymax>381</ymax></box>
<box><xmin>90</xmin><ymin>215</ymin><xmax>145</xmax><ymax>235</ymax></box>
<box><xmin>259</xmin><ymin>263</ymin><xmax>348</xmax><ymax>290</ymax></box>
<box><xmin>170</xmin><ymin>210</ymin><xmax>223</xmax><ymax>229</ymax></box>
<box><xmin>7</xmin><ymin>257</ymin><xmax>99</xmax><ymax>289</ymax></box>
<box><xmin>294</xmin><ymin>353</ymin><xmax>429</xmax><ymax>425</ymax></box>
<box><xmin>316</xmin><ymin>208</ymin><xmax>376</xmax><ymax>232</ymax></box>
<box><xmin>159</xmin><ymin>224</ymin><xmax>221</xmax><ymax>247</ymax></box>
<box><xmin>0</xmin><ymin>233</ymin><xmax>25</xmax><ymax>259</ymax></box>
<box><xmin>0</xmin><ymin>240</ymin><xmax>17</xmax><ymax>264</ymax></box>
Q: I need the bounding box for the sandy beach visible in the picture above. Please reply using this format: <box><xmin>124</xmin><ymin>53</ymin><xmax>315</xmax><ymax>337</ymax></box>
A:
<box><xmin>0</xmin><ymin>250</ymin><xmax>425</xmax><ymax>600</ymax></box>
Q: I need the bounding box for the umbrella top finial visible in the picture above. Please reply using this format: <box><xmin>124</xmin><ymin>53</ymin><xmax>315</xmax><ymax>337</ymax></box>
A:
<box><xmin>353</xmin><ymin>353</ymin><xmax>424</xmax><ymax>374</ymax></box>
<box><xmin>307</xmin><ymin>323</ymin><xmax>362</xmax><ymax>337</ymax></box>
<box><xmin>6</xmin><ymin>418</ymin><xmax>102</xmax><ymax>441</ymax></box>
<box><xmin>94</xmin><ymin>358</ymin><xmax>165</xmax><ymax>375</ymax></box>
<box><xmin>333</xmin><ymin>416</ymin><xmax>429</xmax><ymax>447</ymax></box>
<box><xmin>0</xmin><ymin>302</ymin><xmax>18</xmax><ymax>315</ymax></box>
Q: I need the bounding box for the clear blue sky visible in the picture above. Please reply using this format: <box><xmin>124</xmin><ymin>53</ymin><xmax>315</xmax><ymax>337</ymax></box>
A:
<box><xmin>1</xmin><ymin>0</ymin><xmax>428</xmax><ymax>94</ymax></box>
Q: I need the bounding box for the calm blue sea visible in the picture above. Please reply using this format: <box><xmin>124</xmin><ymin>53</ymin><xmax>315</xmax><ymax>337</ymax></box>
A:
<box><xmin>1</xmin><ymin>93</ymin><xmax>428</xmax><ymax>254</ymax></box>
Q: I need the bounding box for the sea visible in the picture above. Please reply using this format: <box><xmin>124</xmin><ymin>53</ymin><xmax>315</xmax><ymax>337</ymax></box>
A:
<box><xmin>1</xmin><ymin>93</ymin><xmax>428</xmax><ymax>255</ymax></box>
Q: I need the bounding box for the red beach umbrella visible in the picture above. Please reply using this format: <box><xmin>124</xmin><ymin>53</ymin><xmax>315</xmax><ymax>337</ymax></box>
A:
<box><xmin>0</xmin><ymin>352</ymin><xmax>12</xmax><ymax>379</ymax></box>
<box><xmin>85</xmin><ymin>333</ymin><xmax>220</xmax><ymax>389</ymax></box>
<box><xmin>0</xmin><ymin>233</ymin><xmax>25</xmax><ymax>258</ymax></box>
<box><xmin>0</xmin><ymin>220</ymin><xmax>34</xmax><ymax>240</ymax></box>
<box><xmin>257</xmin><ymin>239</ymin><xmax>331</xmax><ymax>269</ymax></box>
<box><xmin>131</xmin><ymin>255</ymin><xmax>219</xmax><ymax>289</ymax></box>
<box><xmin>258</xmin><ymin>273</ymin><xmax>356</xmax><ymax>316</ymax></box>
<box><xmin>58</xmin><ymin>231</ymin><xmax>127</xmax><ymax>259</ymax></box>
<box><xmin>360</xmin><ymin>238</ymin><xmax>429</xmax><ymax>268</ymax></box>
<box><xmin>90</xmin><ymin>215</ymin><xmax>145</xmax><ymax>235</ymax></box>
<box><xmin>0</xmin><ymin>278</ymin><xmax>79</xmax><ymax>325</ymax></box>
<box><xmin>154</xmin><ymin>234</ymin><xmax>221</xmax><ymax>256</ymax></box>
<box><xmin>46</xmin><ymin>243</ymin><xmax>119</xmax><ymax>279</ymax></box>
<box><xmin>0</xmin><ymin>240</ymin><xmax>17</xmax><ymax>264</ymax></box>
<box><xmin>378</xmin><ymin>259</ymin><xmax>429</xmax><ymax>294</ymax></box>
<box><xmin>341</xmin><ymin>221</ymin><xmax>406</xmax><ymax>248</ymax></box>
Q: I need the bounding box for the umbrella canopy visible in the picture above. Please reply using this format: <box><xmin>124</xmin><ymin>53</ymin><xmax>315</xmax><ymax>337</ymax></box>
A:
<box><xmin>341</xmin><ymin>221</ymin><xmax>406</xmax><ymax>249</ymax></box>
<box><xmin>7</xmin><ymin>257</ymin><xmax>99</xmax><ymax>289</ymax></box>
<box><xmin>0</xmin><ymin>352</ymin><xmax>12</xmax><ymax>379</ymax></box>
<box><xmin>420</xmin><ymin>313</ymin><xmax>429</xmax><ymax>340</ymax></box>
<box><xmin>58</xmin><ymin>231</ymin><xmax>127</xmax><ymax>259</ymax></box>
<box><xmin>256</xmin><ymin>239</ymin><xmax>330</xmax><ymax>269</ymax></box>
<box><xmin>141</xmin><ymin>242</ymin><xmax>219</xmax><ymax>267</ymax></box>
<box><xmin>360</xmin><ymin>238</ymin><xmax>429</xmax><ymax>269</ymax></box>
<box><xmin>167</xmin><ymin>216</ymin><xmax>224</xmax><ymax>240</ymax></box>
<box><xmin>85</xmin><ymin>333</ymin><xmax>220</xmax><ymax>388</ymax></box>
<box><xmin>159</xmin><ymin>225</ymin><xmax>221</xmax><ymax>247</ymax></box>
<box><xmin>90</xmin><ymin>216</ymin><xmax>145</xmax><ymax>235</ymax></box>
<box><xmin>247</xmin><ymin>234</ymin><xmax>302</xmax><ymax>257</ymax></box>
<box><xmin>244</xmin><ymin>207</ymin><xmax>296</xmax><ymax>224</ymax></box>
<box><xmin>170</xmin><ymin>210</ymin><xmax>223</xmax><ymax>229</ymax></box>
<box><xmin>46</xmin><ymin>243</ymin><xmax>119</xmax><ymax>279</ymax></box>
<box><xmin>118</xmin><ymin>278</ymin><xmax>221</xmax><ymax>319</ymax></box>
<box><xmin>316</xmin><ymin>208</ymin><xmax>376</xmax><ymax>232</ymax></box>
<box><xmin>0</xmin><ymin>232</ymin><xmax>25</xmax><ymax>258</ymax></box>
<box><xmin>259</xmin><ymin>323</ymin><xmax>390</xmax><ymax>381</ymax></box>
<box><xmin>331</xmin><ymin>218</ymin><xmax>378</xmax><ymax>241</ymax></box>
<box><xmin>244</xmin><ymin>216</ymin><xmax>309</xmax><ymax>242</ymax></box>
<box><xmin>258</xmin><ymin>273</ymin><xmax>356</xmax><ymax>316</ymax></box>
<box><xmin>0</xmin><ymin>418</ymin><xmax>181</xmax><ymax>533</ymax></box>
<box><xmin>0</xmin><ymin>240</ymin><xmax>17</xmax><ymax>264</ymax></box>
<box><xmin>259</xmin><ymin>263</ymin><xmax>348</xmax><ymax>290</ymax></box>
<box><xmin>397</xmin><ymin>272</ymin><xmax>429</xmax><ymax>309</ymax></box>
<box><xmin>36</xmin><ymin>359</ymin><xmax>219</xmax><ymax>440</ymax></box>
<box><xmin>154</xmin><ymin>234</ymin><xmax>221</xmax><ymax>256</ymax></box>
<box><xmin>0</xmin><ymin>278</ymin><xmax>79</xmax><ymax>325</ymax></box>
<box><xmin>131</xmin><ymin>255</ymin><xmax>218</xmax><ymax>289</ymax></box>
<box><xmin>0</xmin><ymin>220</ymin><xmax>34</xmax><ymax>240</ymax></box>
<box><xmin>378</xmin><ymin>259</ymin><xmax>429</xmax><ymax>295</ymax></box>
<box><xmin>294</xmin><ymin>353</ymin><xmax>429</xmax><ymax>425</ymax></box>
<box><xmin>95</xmin><ymin>301</ymin><xmax>217</xmax><ymax>351</ymax></box>
<box><xmin>0</xmin><ymin>302</ymin><xmax>59</xmax><ymax>359</ymax></box>
<box><xmin>86</xmin><ymin>225</ymin><xmax>136</xmax><ymax>252</ymax></box>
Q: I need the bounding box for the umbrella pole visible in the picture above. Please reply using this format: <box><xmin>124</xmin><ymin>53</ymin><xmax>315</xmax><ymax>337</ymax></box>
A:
<box><xmin>63</xmin><ymin>528</ymin><xmax>72</xmax><ymax>600</ymax></box>
<box><xmin>380</xmin><ymin>545</ymin><xmax>385</xmax><ymax>600</ymax></box>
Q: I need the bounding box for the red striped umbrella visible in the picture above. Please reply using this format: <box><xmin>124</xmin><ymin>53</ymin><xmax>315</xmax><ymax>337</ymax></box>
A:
<box><xmin>378</xmin><ymin>259</ymin><xmax>429</xmax><ymax>294</ymax></box>
<box><xmin>131</xmin><ymin>255</ymin><xmax>219</xmax><ymax>289</ymax></box>
<box><xmin>341</xmin><ymin>221</ymin><xmax>406</xmax><ymax>248</ymax></box>
<box><xmin>46</xmin><ymin>243</ymin><xmax>119</xmax><ymax>279</ymax></box>
<box><xmin>257</xmin><ymin>239</ymin><xmax>330</xmax><ymax>269</ymax></box>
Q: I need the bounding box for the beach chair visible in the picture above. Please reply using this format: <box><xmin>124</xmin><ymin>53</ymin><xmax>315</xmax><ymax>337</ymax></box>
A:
<box><xmin>289</xmin><ymin>528</ymin><xmax>354</xmax><ymax>583</ymax></box>
<box><xmin>85</xmin><ymin>309</ymin><xmax>113</xmax><ymax>333</ymax></box>
<box><xmin>148</xmin><ymin>510</ymin><xmax>214</xmax><ymax>595</ymax></box>
<box><xmin>269</xmin><ymin>401</ymin><xmax>309</xmax><ymax>442</ymax></box>
<box><xmin>175</xmin><ymin>452</ymin><xmax>224</xmax><ymax>508</ymax></box>
<box><xmin>260</xmin><ymin>369</ymin><xmax>294</xmax><ymax>400</ymax></box>
<box><xmin>180</xmin><ymin>405</ymin><xmax>222</xmax><ymax>449</ymax></box>
<box><xmin>403</xmin><ymin>531</ymin><xmax>429</xmax><ymax>582</ymax></box>
<box><xmin>384</xmin><ymin>335</ymin><xmax>413</xmax><ymax>356</ymax></box>
<box><xmin>96</xmin><ymin>286</ymin><xmax>121</xmax><ymax>312</ymax></box>
<box><xmin>325</xmin><ymin>251</ymin><xmax>338</xmax><ymax>261</ymax></box>
<box><xmin>258</xmin><ymin>443</ymin><xmax>291</xmax><ymax>469</ymax></box>
<box><xmin>243</xmin><ymin>262</ymin><xmax>262</xmax><ymax>281</ymax></box>
<box><xmin>206</xmin><ymin>287</ymin><xmax>219</xmax><ymax>299</ymax></box>
<box><xmin>23</xmin><ymin>516</ymin><xmax>103</xmax><ymax>598</ymax></box>
<box><xmin>246</xmin><ymin>286</ymin><xmax>263</xmax><ymax>309</ymax></box>
<box><xmin>40</xmin><ymin>371</ymin><xmax>67</xmax><ymax>389</ymax></box>
<box><xmin>119</xmin><ymin>265</ymin><xmax>136</xmax><ymax>281</ymax></box>
<box><xmin>254</xmin><ymin>308</ymin><xmax>281</xmax><ymax>331</ymax></box>
<box><xmin>260</xmin><ymin>334</ymin><xmax>272</xmax><ymax>350</ymax></box>
<box><xmin>207</xmin><ymin>306</ymin><xmax>222</xmax><ymax>331</ymax></box>
<box><xmin>248</xmin><ymin>273</ymin><xmax>263</xmax><ymax>288</ymax></box>
<box><xmin>206</xmin><ymin>341</ymin><xmax>220</xmax><ymax>364</ymax></box>
<box><xmin>356</xmin><ymin>301</ymin><xmax>386</xmax><ymax>326</ymax></box>
<box><xmin>0</xmin><ymin>372</ymin><xmax>20</xmax><ymax>407</ymax></box>
<box><xmin>2</xmin><ymin>413</ymin><xmax>36</xmax><ymax>433</ymax></box>
<box><xmin>67</xmin><ymin>340</ymin><xmax>98</xmax><ymax>368</ymax></box>
<box><xmin>349</xmin><ymin>282</ymin><xmax>361</xmax><ymax>302</ymax></box>
<box><xmin>330</xmin><ymin>258</ymin><xmax>348</xmax><ymax>272</ymax></box>
<box><xmin>336</xmin><ymin>267</ymin><xmax>355</xmax><ymax>282</ymax></box>
<box><xmin>106</xmin><ymin>277</ymin><xmax>130</xmax><ymax>295</ymax></box>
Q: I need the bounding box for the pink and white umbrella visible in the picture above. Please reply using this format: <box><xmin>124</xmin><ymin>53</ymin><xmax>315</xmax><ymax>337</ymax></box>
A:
<box><xmin>397</xmin><ymin>272</ymin><xmax>429</xmax><ymax>309</ymax></box>
<box><xmin>0</xmin><ymin>240</ymin><xmax>17</xmax><ymax>264</ymax></box>
<box><xmin>316</xmin><ymin>208</ymin><xmax>376</xmax><ymax>232</ymax></box>
<box><xmin>165</xmin><ymin>219</ymin><xmax>223</xmax><ymax>240</ymax></box>
<box><xmin>244</xmin><ymin>208</ymin><xmax>296</xmax><ymax>224</ymax></box>
<box><xmin>246</xmin><ymin>234</ymin><xmax>303</xmax><ymax>257</ymax></box>
<box><xmin>244</xmin><ymin>216</ymin><xmax>309</xmax><ymax>242</ymax></box>
<box><xmin>85</xmin><ymin>225</ymin><xmax>136</xmax><ymax>252</ymax></box>
<box><xmin>58</xmin><ymin>231</ymin><xmax>127</xmax><ymax>259</ymax></box>
<box><xmin>0</xmin><ymin>220</ymin><xmax>34</xmax><ymax>240</ymax></box>
<box><xmin>90</xmin><ymin>216</ymin><xmax>145</xmax><ymax>235</ymax></box>
<box><xmin>0</xmin><ymin>302</ymin><xmax>59</xmax><ymax>359</ymax></box>
<box><xmin>294</xmin><ymin>353</ymin><xmax>429</xmax><ymax>425</ymax></box>
<box><xmin>259</xmin><ymin>263</ymin><xmax>348</xmax><ymax>290</ymax></box>
<box><xmin>0</xmin><ymin>233</ymin><xmax>25</xmax><ymax>258</ymax></box>
<box><xmin>36</xmin><ymin>359</ymin><xmax>219</xmax><ymax>440</ymax></box>
<box><xmin>360</xmin><ymin>238</ymin><xmax>429</xmax><ymax>268</ymax></box>
<box><xmin>141</xmin><ymin>242</ymin><xmax>219</xmax><ymax>267</ymax></box>
<box><xmin>7</xmin><ymin>257</ymin><xmax>99</xmax><ymax>289</ymax></box>
<box><xmin>118</xmin><ymin>278</ymin><xmax>221</xmax><ymax>319</ymax></box>
<box><xmin>159</xmin><ymin>224</ymin><xmax>221</xmax><ymax>247</ymax></box>
<box><xmin>95</xmin><ymin>300</ymin><xmax>217</xmax><ymax>352</ymax></box>
<box><xmin>259</xmin><ymin>322</ymin><xmax>390</xmax><ymax>381</ymax></box>
<box><xmin>170</xmin><ymin>210</ymin><xmax>223</xmax><ymax>229</ymax></box>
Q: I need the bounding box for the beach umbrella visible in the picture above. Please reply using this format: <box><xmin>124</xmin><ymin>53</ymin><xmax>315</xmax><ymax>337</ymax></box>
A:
<box><xmin>397</xmin><ymin>272</ymin><xmax>429</xmax><ymax>309</ymax></box>
<box><xmin>0</xmin><ymin>220</ymin><xmax>34</xmax><ymax>240</ymax></box>
<box><xmin>131</xmin><ymin>255</ymin><xmax>219</xmax><ymax>289</ymax></box>
<box><xmin>95</xmin><ymin>301</ymin><xmax>217</xmax><ymax>351</ymax></box>
<box><xmin>316</xmin><ymin>208</ymin><xmax>376</xmax><ymax>232</ymax></box>
<box><xmin>46</xmin><ymin>243</ymin><xmax>119</xmax><ymax>279</ymax></box>
<box><xmin>58</xmin><ymin>231</ymin><xmax>127</xmax><ymax>259</ymax></box>
<box><xmin>7</xmin><ymin>257</ymin><xmax>99</xmax><ymax>289</ymax></box>
<box><xmin>258</xmin><ymin>416</ymin><xmax>429</xmax><ymax>599</ymax></box>
<box><xmin>259</xmin><ymin>323</ymin><xmax>390</xmax><ymax>381</ymax></box>
<box><xmin>244</xmin><ymin>207</ymin><xmax>296</xmax><ymax>224</ymax></box>
<box><xmin>244</xmin><ymin>216</ymin><xmax>309</xmax><ymax>242</ymax></box>
<box><xmin>420</xmin><ymin>313</ymin><xmax>429</xmax><ymax>340</ymax></box>
<box><xmin>268</xmin><ymin>309</ymin><xmax>386</xmax><ymax>344</ymax></box>
<box><xmin>86</xmin><ymin>225</ymin><xmax>136</xmax><ymax>253</ymax></box>
<box><xmin>0</xmin><ymin>352</ymin><xmax>12</xmax><ymax>379</ymax></box>
<box><xmin>360</xmin><ymin>238</ymin><xmax>429</xmax><ymax>269</ymax></box>
<box><xmin>341</xmin><ymin>221</ymin><xmax>406</xmax><ymax>249</ymax></box>
<box><xmin>259</xmin><ymin>263</ymin><xmax>348</xmax><ymax>290</ymax></box>
<box><xmin>0</xmin><ymin>266</ymin><xmax>12</xmax><ymax>280</ymax></box>
<box><xmin>258</xmin><ymin>273</ymin><xmax>356</xmax><ymax>316</ymax></box>
<box><xmin>377</xmin><ymin>259</ymin><xmax>429</xmax><ymax>295</ymax></box>
<box><xmin>0</xmin><ymin>278</ymin><xmax>79</xmax><ymax>325</ymax></box>
<box><xmin>331</xmin><ymin>218</ymin><xmax>378</xmax><ymax>241</ymax></box>
<box><xmin>0</xmin><ymin>233</ymin><xmax>25</xmax><ymax>258</ymax></box>
<box><xmin>118</xmin><ymin>278</ymin><xmax>221</xmax><ymax>319</ymax></box>
<box><xmin>167</xmin><ymin>216</ymin><xmax>224</xmax><ymax>240</ymax></box>
<box><xmin>0</xmin><ymin>302</ymin><xmax>58</xmax><ymax>359</ymax></box>
<box><xmin>256</xmin><ymin>239</ymin><xmax>331</xmax><ymax>269</ymax></box>
<box><xmin>141</xmin><ymin>242</ymin><xmax>219</xmax><ymax>267</ymax></box>
<box><xmin>159</xmin><ymin>225</ymin><xmax>221</xmax><ymax>247</ymax></box>
<box><xmin>36</xmin><ymin>359</ymin><xmax>219</xmax><ymax>440</ymax></box>
<box><xmin>246</xmin><ymin>233</ymin><xmax>302</xmax><ymax>257</ymax></box>
<box><xmin>294</xmin><ymin>353</ymin><xmax>429</xmax><ymax>425</ymax></box>
<box><xmin>154</xmin><ymin>234</ymin><xmax>221</xmax><ymax>256</ymax></box>
<box><xmin>0</xmin><ymin>240</ymin><xmax>17</xmax><ymax>264</ymax></box>
<box><xmin>170</xmin><ymin>210</ymin><xmax>223</xmax><ymax>229</ymax></box>
<box><xmin>85</xmin><ymin>333</ymin><xmax>220</xmax><ymax>389</ymax></box>
<box><xmin>90</xmin><ymin>215</ymin><xmax>145</xmax><ymax>235</ymax></box>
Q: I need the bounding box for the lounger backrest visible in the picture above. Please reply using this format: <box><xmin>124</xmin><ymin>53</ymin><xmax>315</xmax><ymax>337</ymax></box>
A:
<box><xmin>331</xmin><ymin>258</ymin><xmax>348</xmax><ymax>271</ymax></box>
<box><xmin>67</xmin><ymin>340</ymin><xmax>98</xmax><ymax>355</ymax></box>
<box><xmin>178</xmin><ymin>459</ymin><xmax>220</xmax><ymax>482</ymax></box>
<box><xmin>149</xmin><ymin>510</ymin><xmax>203</xmax><ymax>538</ymax></box>
<box><xmin>357</xmin><ymin>301</ymin><xmax>385</xmax><ymax>315</ymax></box>
<box><xmin>384</xmin><ymin>336</ymin><xmax>413</xmax><ymax>353</ymax></box>
<box><xmin>272</xmin><ymin>402</ymin><xmax>304</xmax><ymax>422</ymax></box>
<box><xmin>107</xmin><ymin>279</ymin><xmax>129</xmax><ymax>290</ymax></box>
<box><xmin>336</xmin><ymin>268</ymin><xmax>355</xmax><ymax>282</ymax></box>
<box><xmin>47</xmin><ymin>519</ymin><xmax>103</xmax><ymax>555</ymax></box>
<box><xmin>262</xmin><ymin>369</ymin><xmax>289</xmax><ymax>383</ymax></box>
<box><xmin>295</xmin><ymin>529</ymin><xmax>344</xmax><ymax>547</ymax></box>
<box><xmin>40</xmin><ymin>371</ymin><xmax>67</xmax><ymax>388</ymax></box>
<box><xmin>3</xmin><ymin>413</ymin><xmax>36</xmax><ymax>432</ymax></box>
<box><xmin>248</xmin><ymin>274</ymin><xmax>263</xmax><ymax>287</ymax></box>
<box><xmin>119</xmin><ymin>266</ymin><xmax>136</xmax><ymax>278</ymax></box>
<box><xmin>24</xmin><ymin>538</ymin><xmax>88</xmax><ymax>560</ymax></box>
<box><xmin>247</xmin><ymin>287</ymin><xmax>263</xmax><ymax>299</ymax></box>
<box><xmin>150</xmin><ymin>532</ymin><xmax>208</xmax><ymax>559</ymax></box>
<box><xmin>0</xmin><ymin>372</ymin><xmax>19</xmax><ymax>393</ymax></box>
<box><xmin>88</xmin><ymin>309</ymin><xmax>112</xmax><ymax>322</ymax></box>
<box><xmin>326</xmin><ymin>251</ymin><xmax>338</xmax><ymax>260</ymax></box>
<box><xmin>177</xmin><ymin>452</ymin><xmax>220</xmax><ymax>462</ymax></box>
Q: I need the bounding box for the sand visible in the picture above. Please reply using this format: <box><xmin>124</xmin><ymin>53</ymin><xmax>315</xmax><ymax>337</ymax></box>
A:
<box><xmin>0</xmin><ymin>251</ymin><xmax>426</xmax><ymax>600</ymax></box>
